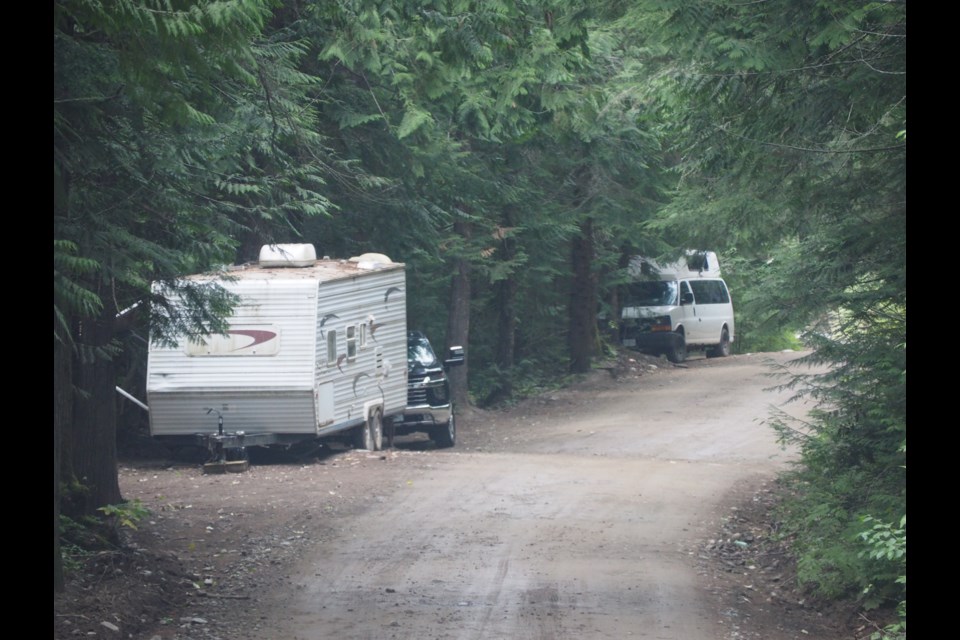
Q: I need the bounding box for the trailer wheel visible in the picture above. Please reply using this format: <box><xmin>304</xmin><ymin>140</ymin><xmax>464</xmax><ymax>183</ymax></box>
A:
<box><xmin>353</xmin><ymin>419</ymin><xmax>374</xmax><ymax>451</ymax></box>
<box><xmin>369</xmin><ymin>408</ymin><xmax>384</xmax><ymax>451</ymax></box>
<box><xmin>353</xmin><ymin>408</ymin><xmax>384</xmax><ymax>451</ymax></box>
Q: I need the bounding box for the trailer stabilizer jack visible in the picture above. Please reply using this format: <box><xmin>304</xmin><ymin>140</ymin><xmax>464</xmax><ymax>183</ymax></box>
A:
<box><xmin>198</xmin><ymin>430</ymin><xmax>278</xmax><ymax>474</ymax></box>
<box><xmin>203</xmin><ymin>459</ymin><xmax>249</xmax><ymax>474</ymax></box>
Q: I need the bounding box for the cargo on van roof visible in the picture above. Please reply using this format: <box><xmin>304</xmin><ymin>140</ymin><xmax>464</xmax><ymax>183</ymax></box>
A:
<box><xmin>627</xmin><ymin>250</ymin><xmax>722</xmax><ymax>281</ymax></box>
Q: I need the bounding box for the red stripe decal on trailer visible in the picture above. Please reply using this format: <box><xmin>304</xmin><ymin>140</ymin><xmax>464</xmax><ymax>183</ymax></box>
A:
<box><xmin>227</xmin><ymin>330</ymin><xmax>278</xmax><ymax>351</ymax></box>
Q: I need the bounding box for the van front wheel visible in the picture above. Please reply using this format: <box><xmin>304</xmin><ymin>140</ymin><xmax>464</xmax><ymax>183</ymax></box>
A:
<box><xmin>666</xmin><ymin>332</ymin><xmax>687</xmax><ymax>364</ymax></box>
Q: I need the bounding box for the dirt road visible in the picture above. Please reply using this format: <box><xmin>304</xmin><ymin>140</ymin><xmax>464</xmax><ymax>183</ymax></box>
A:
<box><xmin>251</xmin><ymin>351</ymin><xmax>811</xmax><ymax>640</ymax></box>
<box><xmin>88</xmin><ymin>350</ymin><xmax>843</xmax><ymax>640</ymax></box>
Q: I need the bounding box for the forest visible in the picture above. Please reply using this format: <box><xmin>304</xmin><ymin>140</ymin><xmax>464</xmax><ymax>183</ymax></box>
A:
<box><xmin>54</xmin><ymin>1</ymin><xmax>905</xmax><ymax>635</ymax></box>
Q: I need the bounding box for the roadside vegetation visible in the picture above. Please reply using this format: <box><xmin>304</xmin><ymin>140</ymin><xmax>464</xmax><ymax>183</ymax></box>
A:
<box><xmin>55</xmin><ymin>2</ymin><xmax>905</xmax><ymax>634</ymax></box>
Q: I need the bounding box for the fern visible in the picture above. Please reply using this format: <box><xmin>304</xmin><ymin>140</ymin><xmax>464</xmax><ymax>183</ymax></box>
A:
<box><xmin>397</xmin><ymin>106</ymin><xmax>433</xmax><ymax>139</ymax></box>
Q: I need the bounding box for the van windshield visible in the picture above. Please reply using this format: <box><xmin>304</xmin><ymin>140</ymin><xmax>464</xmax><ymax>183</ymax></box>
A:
<box><xmin>624</xmin><ymin>281</ymin><xmax>678</xmax><ymax>306</ymax></box>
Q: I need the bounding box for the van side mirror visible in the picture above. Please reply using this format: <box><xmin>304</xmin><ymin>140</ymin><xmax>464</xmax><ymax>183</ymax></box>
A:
<box><xmin>680</xmin><ymin>292</ymin><xmax>694</xmax><ymax>305</ymax></box>
<box><xmin>444</xmin><ymin>345</ymin><xmax>465</xmax><ymax>368</ymax></box>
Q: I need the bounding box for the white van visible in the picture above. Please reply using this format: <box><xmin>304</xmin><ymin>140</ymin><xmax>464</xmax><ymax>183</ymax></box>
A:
<box><xmin>619</xmin><ymin>251</ymin><xmax>735</xmax><ymax>363</ymax></box>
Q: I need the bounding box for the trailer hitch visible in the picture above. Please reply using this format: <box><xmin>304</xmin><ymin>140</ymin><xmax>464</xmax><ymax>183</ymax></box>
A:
<box><xmin>201</xmin><ymin>408</ymin><xmax>249</xmax><ymax>474</ymax></box>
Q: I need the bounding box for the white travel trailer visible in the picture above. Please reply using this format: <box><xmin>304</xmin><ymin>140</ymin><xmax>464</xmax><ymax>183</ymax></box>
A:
<box><xmin>147</xmin><ymin>244</ymin><xmax>407</xmax><ymax>464</ymax></box>
<box><xmin>620</xmin><ymin>250</ymin><xmax>735</xmax><ymax>363</ymax></box>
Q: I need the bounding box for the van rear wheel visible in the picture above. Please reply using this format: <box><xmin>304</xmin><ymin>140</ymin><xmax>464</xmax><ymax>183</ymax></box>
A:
<box><xmin>707</xmin><ymin>327</ymin><xmax>731</xmax><ymax>358</ymax></box>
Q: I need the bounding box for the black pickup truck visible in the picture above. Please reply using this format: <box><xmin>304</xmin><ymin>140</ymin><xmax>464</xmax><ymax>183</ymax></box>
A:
<box><xmin>388</xmin><ymin>331</ymin><xmax>464</xmax><ymax>448</ymax></box>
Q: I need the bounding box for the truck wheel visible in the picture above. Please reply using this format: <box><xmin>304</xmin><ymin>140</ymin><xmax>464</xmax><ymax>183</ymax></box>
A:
<box><xmin>666</xmin><ymin>331</ymin><xmax>687</xmax><ymax>364</ymax></box>
<box><xmin>431</xmin><ymin>405</ymin><xmax>456</xmax><ymax>449</ymax></box>
<box><xmin>707</xmin><ymin>327</ymin><xmax>731</xmax><ymax>358</ymax></box>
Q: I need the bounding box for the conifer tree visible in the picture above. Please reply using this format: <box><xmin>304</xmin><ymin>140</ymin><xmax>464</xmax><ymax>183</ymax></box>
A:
<box><xmin>641</xmin><ymin>0</ymin><xmax>906</xmax><ymax>609</ymax></box>
<box><xmin>54</xmin><ymin>0</ymin><xmax>341</xmax><ymax>589</ymax></box>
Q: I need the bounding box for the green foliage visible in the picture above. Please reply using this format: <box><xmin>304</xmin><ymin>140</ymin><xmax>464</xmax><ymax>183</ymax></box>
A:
<box><xmin>768</xmin><ymin>269</ymin><xmax>905</xmax><ymax>604</ymax></box>
<box><xmin>293</xmin><ymin>0</ymin><xmax>669</xmax><ymax>389</ymax></box>
<box><xmin>59</xmin><ymin>510</ymin><xmax>119</xmax><ymax>555</ymax></box>
<box><xmin>54</xmin><ymin>239</ymin><xmax>102</xmax><ymax>345</ymax></box>
<box><xmin>860</xmin><ymin>515</ymin><xmax>906</xmax><ymax>637</ymax></box>
<box><xmin>470</xmin><ymin>357</ymin><xmax>577</xmax><ymax>409</ymax></box>
<box><xmin>860</xmin><ymin>515</ymin><xmax>906</xmax><ymax>566</ymax></box>
<box><xmin>768</xmin><ymin>294</ymin><xmax>905</xmax><ymax>604</ymax></box>
<box><xmin>54</xmin><ymin>0</ymin><xmax>358</xmax><ymax>554</ymax></box>
<box><xmin>643</xmin><ymin>0</ymin><xmax>906</xmax><ymax>616</ymax></box>
<box><xmin>700</xmin><ymin>253</ymin><xmax>804</xmax><ymax>354</ymax></box>
<box><xmin>737</xmin><ymin>327</ymin><xmax>802</xmax><ymax>354</ymax></box>
<box><xmin>98</xmin><ymin>499</ymin><xmax>150</xmax><ymax>531</ymax></box>
<box><xmin>148</xmin><ymin>279</ymin><xmax>240</xmax><ymax>349</ymax></box>
<box><xmin>870</xmin><ymin>603</ymin><xmax>906</xmax><ymax>640</ymax></box>
<box><xmin>58</xmin><ymin>515</ymin><xmax>97</xmax><ymax>573</ymax></box>
<box><xmin>55</xmin><ymin>0</ymin><xmax>339</xmax><ymax>345</ymax></box>
<box><xmin>58</xmin><ymin>499</ymin><xmax>150</xmax><ymax>576</ymax></box>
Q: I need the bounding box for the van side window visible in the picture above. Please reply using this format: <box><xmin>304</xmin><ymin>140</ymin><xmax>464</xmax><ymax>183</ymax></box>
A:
<box><xmin>689</xmin><ymin>280</ymin><xmax>730</xmax><ymax>304</ymax></box>
<box><xmin>717</xmin><ymin>281</ymin><xmax>730</xmax><ymax>303</ymax></box>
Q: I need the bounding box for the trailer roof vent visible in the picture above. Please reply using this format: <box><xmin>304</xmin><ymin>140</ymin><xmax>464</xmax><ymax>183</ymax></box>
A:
<box><xmin>348</xmin><ymin>253</ymin><xmax>393</xmax><ymax>269</ymax></box>
<box><xmin>259</xmin><ymin>244</ymin><xmax>317</xmax><ymax>268</ymax></box>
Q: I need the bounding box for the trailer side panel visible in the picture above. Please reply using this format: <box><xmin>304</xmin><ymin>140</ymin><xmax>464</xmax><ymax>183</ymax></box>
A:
<box><xmin>147</xmin><ymin>258</ymin><xmax>407</xmax><ymax>441</ymax></box>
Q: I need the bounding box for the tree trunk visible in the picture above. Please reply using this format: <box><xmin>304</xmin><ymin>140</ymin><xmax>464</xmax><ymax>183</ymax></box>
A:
<box><xmin>54</xmin><ymin>310</ymin><xmax>71</xmax><ymax>593</ymax></box>
<box><xmin>446</xmin><ymin>220</ymin><xmax>472</xmax><ymax>408</ymax></box>
<box><xmin>606</xmin><ymin>246</ymin><xmax>632</xmax><ymax>344</ymax></box>
<box><xmin>66</xmin><ymin>313</ymin><xmax>122</xmax><ymax>516</ymax></box>
<box><xmin>569</xmin><ymin>217</ymin><xmax>597</xmax><ymax>373</ymax></box>
<box><xmin>487</xmin><ymin>212</ymin><xmax>518</xmax><ymax>405</ymax></box>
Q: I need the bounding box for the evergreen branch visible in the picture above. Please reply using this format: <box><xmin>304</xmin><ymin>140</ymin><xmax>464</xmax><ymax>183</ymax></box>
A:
<box><xmin>54</xmin><ymin>86</ymin><xmax>125</xmax><ymax>104</ymax></box>
<box><xmin>721</xmin><ymin>127</ymin><xmax>904</xmax><ymax>155</ymax></box>
<box><xmin>361</xmin><ymin>71</ymin><xmax>392</xmax><ymax>131</ymax></box>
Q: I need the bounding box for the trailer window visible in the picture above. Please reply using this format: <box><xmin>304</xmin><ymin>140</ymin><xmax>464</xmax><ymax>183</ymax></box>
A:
<box><xmin>326</xmin><ymin>330</ymin><xmax>337</xmax><ymax>365</ymax></box>
<box><xmin>347</xmin><ymin>325</ymin><xmax>357</xmax><ymax>360</ymax></box>
<box><xmin>359</xmin><ymin>323</ymin><xmax>367</xmax><ymax>349</ymax></box>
